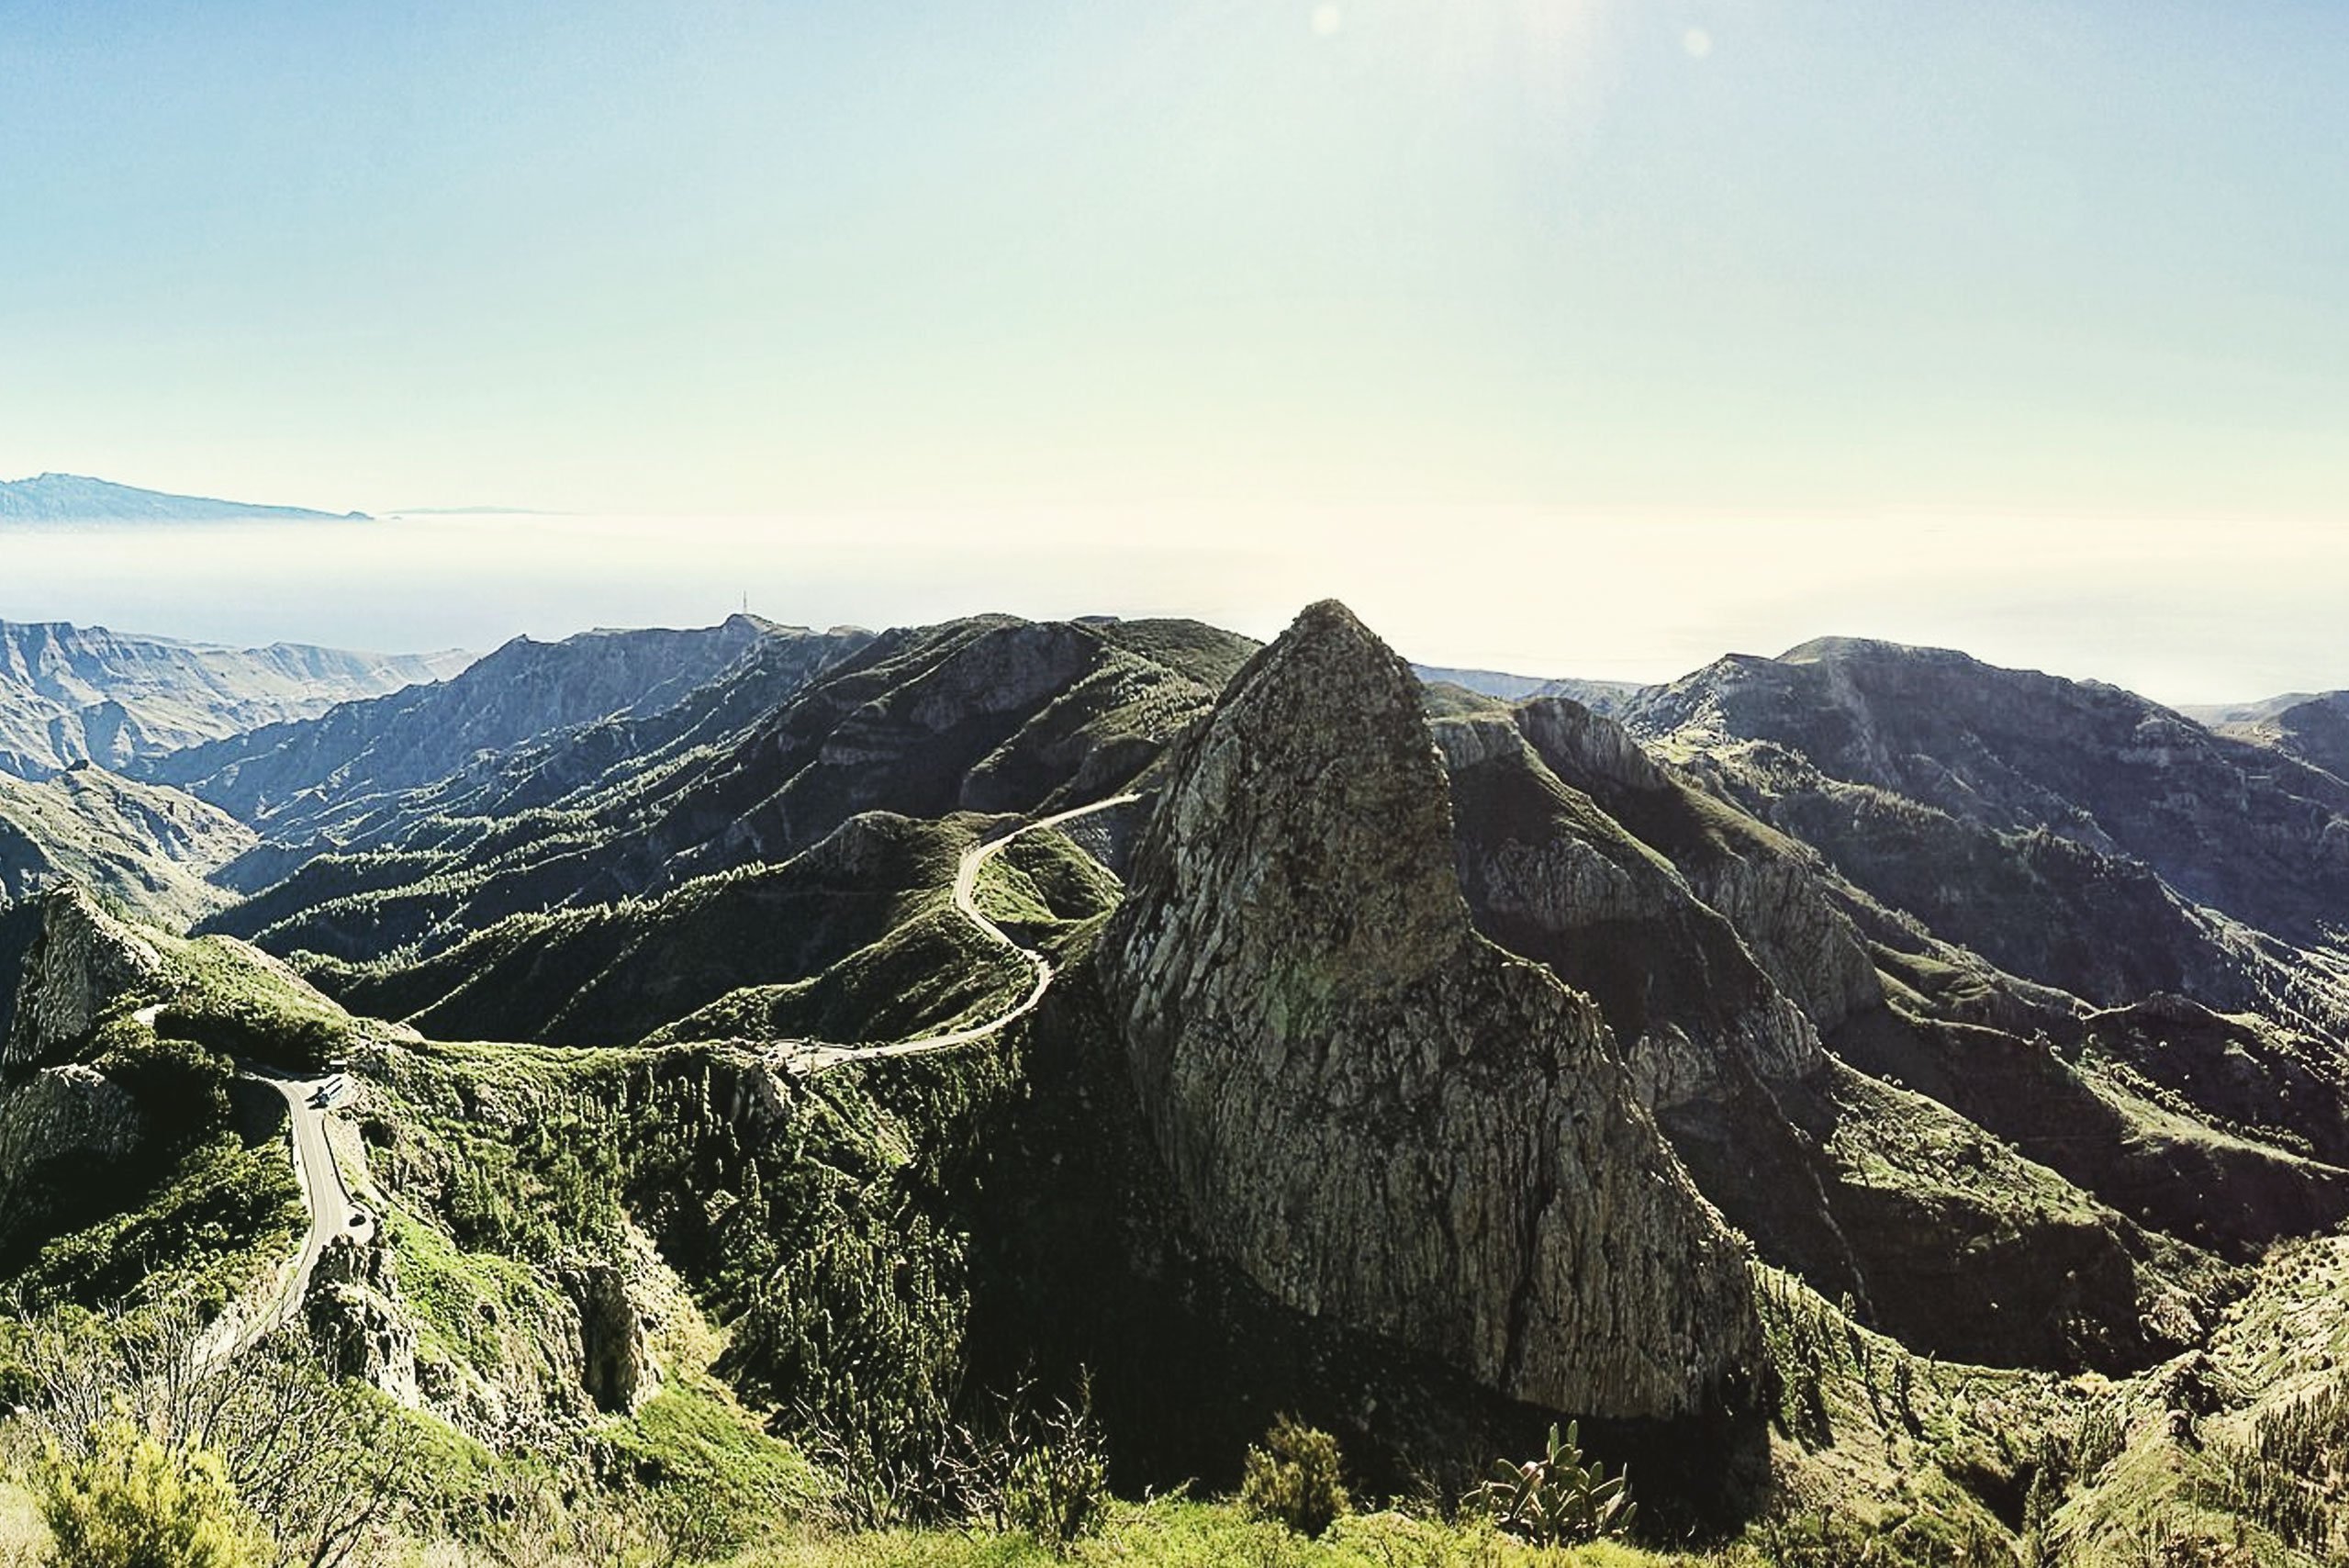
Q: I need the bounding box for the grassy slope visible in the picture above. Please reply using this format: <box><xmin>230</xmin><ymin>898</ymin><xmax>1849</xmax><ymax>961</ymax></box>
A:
<box><xmin>0</xmin><ymin>918</ymin><xmax>357</xmax><ymax>1307</ymax></box>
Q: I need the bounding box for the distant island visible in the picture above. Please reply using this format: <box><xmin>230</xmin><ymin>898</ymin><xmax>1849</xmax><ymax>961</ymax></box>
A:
<box><xmin>0</xmin><ymin>472</ymin><xmax>370</xmax><ymax>524</ymax></box>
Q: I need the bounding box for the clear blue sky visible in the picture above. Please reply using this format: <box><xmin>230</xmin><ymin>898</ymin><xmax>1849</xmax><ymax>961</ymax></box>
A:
<box><xmin>4</xmin><ymin>2</ymin><xmax>2347</xmax><ymax>694</ymax></box>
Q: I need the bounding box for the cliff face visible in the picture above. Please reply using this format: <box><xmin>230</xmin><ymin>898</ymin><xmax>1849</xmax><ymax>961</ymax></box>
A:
<box><xmin>1433</xmin><ymin>708</ymin><xmax>1822</xmax><ymax>1111</ymax></box>
<box><xmin>1101</xmin><ymin>600</ymin><xmax>1760</xmax><ymax>1421</ymax></box>
<box><xmin>0</xmin><ymin>618</ymin><xmax>460</xmax><ymax>780</ymax></box>
<box><xmin>1503</xmin><ymin>697</ymin><xmax>1884</xmax><ymax>1036</ymax></box>
<box><xmin>0</xmin><ymin>1062</ymin><xmax>144</xmax><ymax>1174</ymax></box>
<box><xmin>2</xmin><ymin>885</ymin><xmax>166</xmax><ymax>1073</ymax></box>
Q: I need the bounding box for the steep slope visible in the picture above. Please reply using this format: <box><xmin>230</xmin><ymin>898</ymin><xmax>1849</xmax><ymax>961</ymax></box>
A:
<box><xmin>0</xmin><ymin>472</ymin><xmax>367</xmax><ymax>523</ymax></box>
<box><xmin>311</xmin><ymin>810</ymin><xmax>1106</xmax><ymax>1050</ymax></box>
<box><xmin>2208</xmin><ymin>689</ymin><xmax>2349</xmax><ymax>785</ymax></box>
<box><xmin>138</xmin><ymin>614</ymin><xmax>851</xmax><ymax>835</ymax></box>
<box><xmin>1621</xmin><ymin>640</ymin><xmax>2349</xmax><ymax>1033</ymax></box>
<box><xmin>0</xmin><ymin>765</ymin><xmax>256</xmax><ymax>927</ymax></box>
<box><xmin>0</xmin><ymin>620</ymin><xmax>466</xmax><ymax>779</ymax></box>
<box><xmin>209</xmin><ymin>616</ymin><xmax>1255</xmax><ymax>965</ymax></box>
<box><xmin>1428</xmin><ymin>694</ymin><xmax>2273</xmax><ymax>1371</ymax></box>
<box><xmin>1101</xmin><ymin>599</ymin><xmax>1762</xmax><ymax>1422</ymax></box>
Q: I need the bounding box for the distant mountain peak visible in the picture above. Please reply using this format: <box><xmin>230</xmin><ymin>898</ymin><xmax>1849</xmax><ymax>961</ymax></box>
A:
<box><xmin>1775</xmin><ymin>634</ymin><xmax>1979</xmax><ymax>666</ymax></box>
<box><xmin>0</xmin><ymin>472</ymin><xmax>369</xmax><ymax>524</ymax></box>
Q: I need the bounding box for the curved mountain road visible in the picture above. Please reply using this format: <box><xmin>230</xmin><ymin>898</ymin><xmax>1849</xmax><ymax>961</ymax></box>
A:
<box><xmin>135</xmin><ymin>1002</ymin><xmax>375</xmax><ymax>1364</ymax></box>
<box><xmin>246</xmin><ymin>1070</ymin><xmax>373</xmax><ymax>1338</ymax></box>
<box><xmin>191</xmin><ymin>793</ymin><xmax>1133</xmax><ymax>1361</ymax></box>
<box><xmin>775</xmin><ymin>792</ymin><xmax>1139</xmax><ymax>1075</ymax></box>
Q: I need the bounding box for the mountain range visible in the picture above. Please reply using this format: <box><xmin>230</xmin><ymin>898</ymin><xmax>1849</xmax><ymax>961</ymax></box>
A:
<box><xmin>5</xmin><ymin>599</ymin><xmax>2349</xmax><ymax>1562</ymax></box>
<box><xmin>0</xmin><ymin>472</ymin><xmax>368</xmax><ymax>524</ymax></box>
<box><xmin>0</xmin><ymin>620</ymin><xmax>469</xmax><ymax>780</ymax></box>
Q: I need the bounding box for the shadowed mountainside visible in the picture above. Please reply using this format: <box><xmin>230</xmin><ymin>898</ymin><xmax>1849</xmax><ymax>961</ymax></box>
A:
<box><xmin>135</xmin><ymin>614</ymin><xmax>857</xmax><ymax>839</ymax></box>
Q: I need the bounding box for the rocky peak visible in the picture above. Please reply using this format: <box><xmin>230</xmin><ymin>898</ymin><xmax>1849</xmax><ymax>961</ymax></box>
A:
<box><xmin>1102</xmin><ymin>599</ymin><xmax>1760</xmax><ymax>1422</ymax></box>
<box><xmin>1115</xmin><ymin>599</ymin><xmax>1467</xmax><ymax>1012</ymax></box>
<box><xmin>2</xmin><ymin>885</ymin><xmax>166</xmax><ymax>1073</ymax></box>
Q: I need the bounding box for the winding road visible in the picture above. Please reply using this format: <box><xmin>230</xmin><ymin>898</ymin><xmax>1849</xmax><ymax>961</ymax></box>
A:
<box><xmin>246</xmin><ymin>1070</ymin><xmax>372</xmax><ymax>1336</ymax></box>
<box><xmin>771</xmin><ymin>792</ymin><xmax>1140</xmax><ymax>1075</ymax></box>
<box><xmin>136</xmin><ymin>998</ymin><xmax>373</xmax><ymax>1363</ymax></box>
<box><xmin>198</xmin><ymin>793</ymin><xmax>1135</xmax><ymax>1361</ymax></box>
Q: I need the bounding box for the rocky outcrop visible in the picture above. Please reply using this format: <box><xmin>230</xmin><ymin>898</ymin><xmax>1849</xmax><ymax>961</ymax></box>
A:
<box><xmin>1504</xmin><ymin>698</ymin><xmax>1884</xmax><ymax>1035</ymax></box>
<box><xmin>1435</xmin><ymin>710</ymin><xmax>1822</xmax><ymax>1108</ymax></box>
<box><xmin>3</xmin><ymin>885</ymin><xmax>166</xmax><ymax>1072</ymax></box>
<box><xmin>306</xmin><ymin>1235</ymin><xmax>420</xmax><ymax>1406</ymax></box>
<box><xmin>565</xmin><ymin>1260</ymin><xmax>652</xmax><ymax>1414</ymax></box>
<box><xmin>0</xmin><ymin>1062</ymin><xmax>145</xmax><ymax>1172</ymax></box>
<box><xmin>1102</xmin><ymin>600</ymin><xmax>1761</xmax><ymax>1422</ymax></box>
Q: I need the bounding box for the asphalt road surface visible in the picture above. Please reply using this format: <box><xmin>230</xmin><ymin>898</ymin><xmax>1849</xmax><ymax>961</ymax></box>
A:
<box><xmin>777</xmin><ymin>792</ymin><xmax>1139</xmax><ymax>1074</ymax></box>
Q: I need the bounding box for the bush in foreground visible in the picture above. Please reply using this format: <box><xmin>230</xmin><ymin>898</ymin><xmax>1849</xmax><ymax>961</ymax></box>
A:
<box><xmin>31</xmin><ymin>1422</ymin><xmax>258</xmax><ymax>1568</ymax></box>
<box><xmin>1239</xmin><ymin>1417</ymin><xmax>1349</xmax><ymax>1540</ymax></box>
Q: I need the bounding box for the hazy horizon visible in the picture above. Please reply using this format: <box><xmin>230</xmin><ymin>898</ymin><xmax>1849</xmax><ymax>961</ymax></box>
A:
<box><xmin>0</xmin><ymin>508</ymin><xmax>2338</xmax><ymax>709</ymax></box>
<box><xmin>6</xmin><ymin>3</ymin><xmax>2346</xmax><ymax>709</ymax></box>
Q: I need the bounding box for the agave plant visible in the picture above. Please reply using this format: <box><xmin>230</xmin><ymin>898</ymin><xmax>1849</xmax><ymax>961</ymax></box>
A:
<box><xmin>1469</xmin><ymin>1420</ymin><xmax>1637</xmax><ymax>1545</ymax></box>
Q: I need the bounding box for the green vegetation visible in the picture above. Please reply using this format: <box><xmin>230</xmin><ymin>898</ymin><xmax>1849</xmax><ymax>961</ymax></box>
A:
<box><xmin>9</xmin><ymin>1134</ymin><xmax>298</xmax><ymax>1310</ymax></box>
<box><xmin>2</xmin><ymin>1014</ymin><xmax>300</xmax><ymax>1310</ymax></box>
<box><xmin>6</xmin><ymin>1306</ymin><xmax>440</xmax><ymax>1568</ymax></box>
<box><xmin>1469</xmin><ymin>1422</ymin><xmax>1636</xmax><ymax>1547</ymax></box>
<box><xmin>29</xmin><ymin>1422</ymin><xmax>260</xmax><ymax>1568</ymax></box>
<box><xmin>1240</xmin><ymin>1417</ymin><xmax>1350</xmax><ymax>1540</ymax></box>
<box><xmin>724</xmin><ymin>1502</ymin><xmax>1693</xmax><ymax>1566</ymax></box>
<box><xmin>150</xmin><ymin>935</ymin><xmax>353</xmax><ymax>1070</ymax></box>
<box><xmin>972</xmin><ymin>830</ymin><xmax>1121</xmax><ymax>932</ymax></box>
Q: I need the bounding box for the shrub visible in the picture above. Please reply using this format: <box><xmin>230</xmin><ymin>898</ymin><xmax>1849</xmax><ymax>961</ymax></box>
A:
<box><xmin>1468</xmin><ymin>1420</ymin><xmax>1635</xmax><ymax>1546</ymax></box>
<box><xmin>1239</xmin><ymin>1417</ymin><xmax>1348</xmax><ymax>1539</ymax></box>
<box><xmin>1003</xmin><ymin>1427</ymin><xmax>1109</xmax><ymax>1551</ymax></box>
<box><xmin>32</xmin><ymin>1421</ymin><xmax>260</xmax><ymax>1568</ymax></box>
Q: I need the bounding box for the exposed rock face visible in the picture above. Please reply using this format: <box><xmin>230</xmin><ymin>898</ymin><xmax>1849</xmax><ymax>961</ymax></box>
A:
<box><xmin>1503</xmin><ymin>699</ymin><xmax>1884</xmax><ymax>1035</ymax></box>
<box><xmin>3</xmin><ymin>885</ymin><xmax>166</xmax><ymax>1072</ymax></box>
<box><xmin>306</xmin><ymin>1235</ymin><xmax>420</xmax><ymax>1406</ymax></box>
<box><xmin>1102</xmin><ymin>600</ymin><xmax>1760</xmax><ymax>1421</ymax></box>
<box><xmin>1434</xmin><ymin>709</ymin><xmax>1821</xmax><ymax>1109</ymax></box>
<box><xmin>565</xmin><ymin>1261</ymin><xmax>652</xmax><ymax>1414</ymax></box>
<box><xmin>0</xmin><ymin>616</ymin><xmax>459</xmax><ymax>780</ymax></box>
<box><xmin>0</xmin><ymin>1062</ymin><xmax>145</xmax><ymax>1172</ymax></box>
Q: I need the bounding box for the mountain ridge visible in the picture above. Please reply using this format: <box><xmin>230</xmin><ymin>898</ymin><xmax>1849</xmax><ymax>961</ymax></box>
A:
<box><xmin>0</xmin><ymin>620</ymin><xmax>470</xmax><ymax>781</ymax></box>
<box><xmin>9</xmin><ymin>605</ymin><xmax>2349</xmax><ymax>1559</ymax></box>
<box><xmin>0</xmin><ymin>472</ymin><xmax>368</xmax><ymax>524</ymax></box>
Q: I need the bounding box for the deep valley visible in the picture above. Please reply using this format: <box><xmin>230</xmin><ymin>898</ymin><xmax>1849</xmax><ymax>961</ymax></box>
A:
<box><xmin>5</xmin><ymin>599</ymin><xmax>2349</xmax><ymax>1567</ymax></box>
